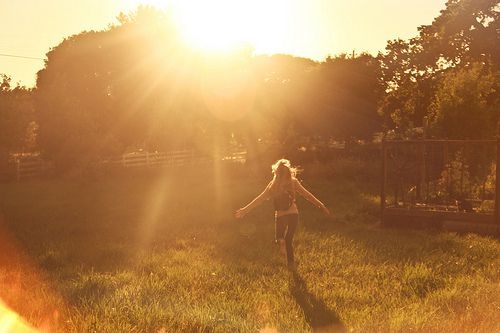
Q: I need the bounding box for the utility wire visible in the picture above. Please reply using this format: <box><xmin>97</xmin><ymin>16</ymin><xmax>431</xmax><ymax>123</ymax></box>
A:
<box><xmin>0</xmin><ymin>53</ymin><xmax>45</xmax><ymax>60</ymax></box>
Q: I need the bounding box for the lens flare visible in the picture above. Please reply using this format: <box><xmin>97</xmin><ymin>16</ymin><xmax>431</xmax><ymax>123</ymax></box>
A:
<box><xmin>0</xmin><ymin>300</ymin><xmax>38</xmax><ymax>333</ymax></box>
<box><xmin>201</xmin><ymin>67</ymin><xmax>256</xmax><ymax>122</ymax></box>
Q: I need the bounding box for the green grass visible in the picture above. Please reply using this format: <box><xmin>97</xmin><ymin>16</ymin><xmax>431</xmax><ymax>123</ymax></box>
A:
<box><xmin>0</xmin><ymin>162</ymin><xmax>499</xmax><ymax>333</ymax></box>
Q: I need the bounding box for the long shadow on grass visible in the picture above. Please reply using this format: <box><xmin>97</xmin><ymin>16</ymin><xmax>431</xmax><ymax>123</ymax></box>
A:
<box><xmin>289</xmin><ymin>270</ymin><xmax>346</xmax><ymax>333</ymax></box>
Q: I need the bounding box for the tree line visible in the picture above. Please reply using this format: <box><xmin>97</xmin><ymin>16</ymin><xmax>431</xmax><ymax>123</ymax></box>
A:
<box><xmin>0</xmin><ymin>0</ymin><xmax>498</xmax><ymax>173</ymax></box>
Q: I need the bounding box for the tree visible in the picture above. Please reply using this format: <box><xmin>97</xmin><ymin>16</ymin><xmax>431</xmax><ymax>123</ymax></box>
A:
<box><xmin>240</xmin><ymin>54</ymin><xmax>317</xmax><ymax>158</ymax></box>
<box><xmin>429</xmin><ymin>62</ymin><xmax>499</xmax><ymax>139</ymax></box>
<box><xmin>417</xmin><ymin>0</ymin><xmax>500</xmax><ymax>69</ymax></box>
<box><xmin>35</xmin><ymin>6</ymin><xmax>189</xmax><ymax>172</ymax></box>
<box><xmin>378</xmin><ymin>0</ymin><xmax>499</xmax><ymax>138</ymax></box>
<box><xmin>33</xmin><ymin>5</ymin><xmax>395</xmax><ymax>172</ymax></box>
<box><xmin>0</xmin><ymin>75</ymin><xmax>35</xmax><ymax>153</ymax></box>
<box><xmin>0</xmin><ymin>74</ymin><xmax>35</xmax><ymax>177</ymax></box>
<box><xmin>317</xmin><ymin>53</ymin><xmax>382</xmax><ymax>141</ymax></box>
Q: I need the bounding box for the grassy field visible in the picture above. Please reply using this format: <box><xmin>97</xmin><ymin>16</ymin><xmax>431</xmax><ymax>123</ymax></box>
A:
<box><xmin>0</xmin><ymin>161</ymin><xmax>499</xmax><ymax>333</ymax></box>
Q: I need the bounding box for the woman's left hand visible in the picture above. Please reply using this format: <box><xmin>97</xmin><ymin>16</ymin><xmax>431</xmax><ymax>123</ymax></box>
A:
<box><xmin>234</xmin><ymin>208</ymin><xmax>247</xmax><ymax>219</ymax></box>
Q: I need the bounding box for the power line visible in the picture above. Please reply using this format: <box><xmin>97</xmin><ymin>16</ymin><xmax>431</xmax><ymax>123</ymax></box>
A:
<box><xmin>0</xmin><ymin>52</ymin><xmax>45</xmax><ymax>61</ymax></box>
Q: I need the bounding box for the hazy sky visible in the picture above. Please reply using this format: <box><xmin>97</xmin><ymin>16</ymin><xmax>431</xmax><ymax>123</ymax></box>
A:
<box><xmin>0</xmin><ymin>0</ymin><xmax>447</xmax><ymax>88</ymax></box>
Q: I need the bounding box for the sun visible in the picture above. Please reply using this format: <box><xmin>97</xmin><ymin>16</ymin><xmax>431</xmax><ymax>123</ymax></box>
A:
<box><xmin>173</xmin><ymin>0</ymin><xmax>250</xmax><ymax>52</ymax></box>
<box><xmin>125</xmin><ymin>0</ymin><xmax>293</xmax><ymax>54</ymax></box>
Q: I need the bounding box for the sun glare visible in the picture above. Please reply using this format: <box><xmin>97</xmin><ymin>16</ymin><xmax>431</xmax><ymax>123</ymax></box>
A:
<box><xmin>173</xmin><ymin>0</ymin><xmax>246</xmax><ymax>52</ymax></box>
<box><xmin>127</xmin><ymin>0</ymin><xmax>292</xmax><ymax>54</ymax></box>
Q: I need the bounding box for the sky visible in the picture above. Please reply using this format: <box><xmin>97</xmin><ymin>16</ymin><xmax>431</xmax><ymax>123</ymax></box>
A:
<box><xmin>0</xmin><ymin>0</ymin><xmax>447</xmax><ymax>88</ymax></box>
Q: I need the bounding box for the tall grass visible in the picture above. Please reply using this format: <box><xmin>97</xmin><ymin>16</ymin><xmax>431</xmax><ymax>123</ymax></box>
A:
<box><xmin>0</xmin><ymin>160</ymin><xmax>499</xmax><ymax>332</ymax></box>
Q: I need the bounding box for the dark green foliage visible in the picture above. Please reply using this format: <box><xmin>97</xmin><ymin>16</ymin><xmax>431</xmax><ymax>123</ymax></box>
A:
<box><xmin>0</xmin><ymin>75</ymin><xmax>35</xmax><ymax>172</ymax></box>
<box><xmin>378</xmin><ymin>0</ymin><xmax>500</xmax><ymax>139</ymax></box>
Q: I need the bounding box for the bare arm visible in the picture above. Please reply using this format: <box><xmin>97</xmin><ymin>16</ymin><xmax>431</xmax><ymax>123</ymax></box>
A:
<box><xmin>293</xmin><ymin>178</ymin><xmax>330</xmax><ymax>215</ymax></box>
<box><xmin>235</xmin><ymin>182</ymin><xmax>272</xmax><ymax>218</ymax></box>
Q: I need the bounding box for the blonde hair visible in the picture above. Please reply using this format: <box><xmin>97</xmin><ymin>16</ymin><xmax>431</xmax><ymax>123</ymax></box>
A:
<box><xmin>270</xmin><ymin>159</ymin><xmax>297</xmax><ymax>194</ymax></box>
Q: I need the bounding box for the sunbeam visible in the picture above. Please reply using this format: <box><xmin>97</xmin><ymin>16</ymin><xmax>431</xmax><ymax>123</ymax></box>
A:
<box><xmin>201</xmin><ymin>62</ymin><xmax>257</xmax><ymax>122</ymax></box>
<box><xmin>137</xmin><ymin>172</ymin><xmax>172</xmax><ymax>248</ymax></box>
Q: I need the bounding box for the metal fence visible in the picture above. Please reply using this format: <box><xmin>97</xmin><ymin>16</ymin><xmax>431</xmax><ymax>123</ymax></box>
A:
<box><xmin>381</xmin><ymin>139</ymin><xmax>499</xmax><ymax>226</ymax></box>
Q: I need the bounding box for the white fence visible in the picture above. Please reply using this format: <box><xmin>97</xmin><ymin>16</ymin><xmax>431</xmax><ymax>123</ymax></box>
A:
<box><xmin>15</xmin><ymin>155</ymin><xmax>52</xmax><ymax>181</ymax></box>
<box><xmin>12</xmin><ymin>149</ymin><xmax>247</xmax><ymax>181</ymax></box>
<box><xmin>110</xmin><ymin>149</ymin><xmax>247</xmax><ymax>168</ymax></box>
<box><xmin>221</xmin><ymin>151</ymin><xmax>247</xmax><ymax>163</ymax></box>
<box><xmin>117</xmin><ymin>150</ymin><xmax>207</xmax><ymax>168</ymax></box>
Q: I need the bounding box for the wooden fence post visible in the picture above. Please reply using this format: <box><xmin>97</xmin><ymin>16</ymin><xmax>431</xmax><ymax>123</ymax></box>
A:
<box><xmin>381</xmin><ymin>140</ymin><xmax>387</xmax><ymax>225</ymax></box>
<box><xmin>16</xmin><ymin>158</ymin><xmax>20</xmax><ymax>181</ymax></box>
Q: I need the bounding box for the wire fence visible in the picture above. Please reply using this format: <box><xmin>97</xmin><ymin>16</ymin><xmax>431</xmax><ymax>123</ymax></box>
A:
<box><xmin>381</xmin><ymin>139</ymin><xmax>499</xmax><ymax>225</ymax></box>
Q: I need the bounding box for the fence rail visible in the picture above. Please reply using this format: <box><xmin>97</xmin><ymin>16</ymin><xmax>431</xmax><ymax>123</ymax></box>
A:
<box><xmin>114</xmin><ymin>149</ymin><xmax>246</xmax><ymax>168</ymax></box>
<box><xmin>11</xmin><ymin>149</ymin><xmax>247</xmax><ymax>181</ymax></box>
<box><xmin>117</xmin><ymin>150</ymin><xmax>206</xmax><ymax>168</ymax></box>
<box><xmin>15</xmin><ymin>155</ymin><xmax>51</xmax><ymax>181</ymax></box>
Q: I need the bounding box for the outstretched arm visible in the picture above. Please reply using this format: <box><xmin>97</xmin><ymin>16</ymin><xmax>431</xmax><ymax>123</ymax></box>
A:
<box><xmin>293</xmin><ymin>179</ymin><xmax>330</xmax><ymax>215</ymax></box>
<box><xmin>235</xmin><ymin>182</ymin><xmax>272</xmax><ymax>218</ymax></box>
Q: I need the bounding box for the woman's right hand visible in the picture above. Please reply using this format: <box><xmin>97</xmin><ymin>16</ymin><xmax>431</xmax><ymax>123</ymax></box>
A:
<box><xmin>320</xmin><ymin>204</ymin><xmax>330</xmax><ymax>216</ymax></box>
